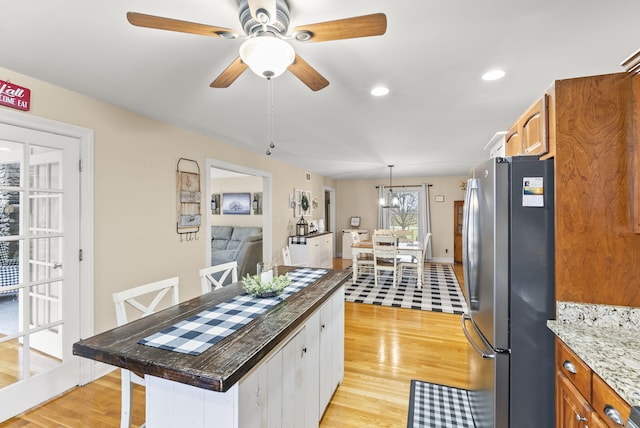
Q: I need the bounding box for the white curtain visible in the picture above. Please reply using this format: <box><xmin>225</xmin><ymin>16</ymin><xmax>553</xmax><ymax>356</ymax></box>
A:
<box><xmin>376</xmin><ymin>185</ymin><xmax>386</xmax><ymax>230</ymax></box>
<box><xmin>419</xmin><ymin>183</ymin><xmax>432</xmax><ymax>260</ymax></box>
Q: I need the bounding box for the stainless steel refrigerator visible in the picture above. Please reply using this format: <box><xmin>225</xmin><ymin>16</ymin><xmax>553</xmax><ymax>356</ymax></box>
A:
<box><xmin>461</xmin><ymin>156</ymin><xmax>555</xmax><ymax>428</ymax></box>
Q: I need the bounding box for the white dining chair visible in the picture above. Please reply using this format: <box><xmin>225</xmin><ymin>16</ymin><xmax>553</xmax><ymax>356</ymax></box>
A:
<box><xmin>399</xmin><ymin>232</ymin><xmax>431</xmax><ymax>283</ymax></box>
<box><xmin>199</xmin><ymin>261</ymin><xmax>238</xmax><ymax>294</ymax></box>
<box><xmin>112</xmin><ymin>276</ymin><xmax>180</xmax><ymax>428</ymax></box>
<box><xmin>282</xmin><ymin>245</ymin><xmax>308</xmax><ymax>266</ymax></box>
<box><xmin>372</xmin><ymin>233</ymin><xmax>401</xmax><ymax>287</ymax></box>
<box><xmin>351</xmin><ymin>231</ymin><xmax>373</xmax><ymax>273</ymax></box>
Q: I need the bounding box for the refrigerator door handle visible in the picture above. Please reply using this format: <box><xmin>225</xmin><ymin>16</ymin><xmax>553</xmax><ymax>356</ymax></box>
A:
<box><xmin>462</xmin><ymin>178</ymin><xmax>480</xmax><ymax>310</ymax></box>
<box><xmin>461</xmin><ymin>314</ymin><xmax>496</xmax><ymax>359</ymax></box>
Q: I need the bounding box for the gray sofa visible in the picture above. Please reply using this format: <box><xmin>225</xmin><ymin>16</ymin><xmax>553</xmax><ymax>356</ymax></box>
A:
<box><xmin>211</xmin><ymin>226</ymin><xmax>263</xmax><ymax>282</ymax></box>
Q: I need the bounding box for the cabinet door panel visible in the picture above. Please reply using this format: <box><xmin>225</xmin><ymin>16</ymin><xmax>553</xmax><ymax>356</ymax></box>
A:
<box><xmin>282</xmin><ymin>328</ymin><xmax>306</xmax><ymax>428</ymax></box>
<box><xmin>557</xmin><ymin>372</ymin><xmax>592</xmax><ymax>428</ymax></box>
<box><xmin>266</xmin><ymin>351</ymin><xmax>283</xmax><ymax>428</ymax></box>
<box><xmin>505</xmin><ymin>123</ymin><xmax>521</xmax><ymax>156</ymax></box>
<box><xmin>521</xmin><ymin>95</ymin><xmax>549</xmax><ymax>156</ymax></box>
<box><xmin>239</xmin><ymin>365</ymin><xmax>267</xmax><ymax>428</ymax></box>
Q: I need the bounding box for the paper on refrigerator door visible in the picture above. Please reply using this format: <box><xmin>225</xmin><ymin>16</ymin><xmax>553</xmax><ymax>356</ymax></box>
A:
<box><xmin>522</xmin><ymin>177</ymin><xmax>544</xmax><ymax>207</ymax></box>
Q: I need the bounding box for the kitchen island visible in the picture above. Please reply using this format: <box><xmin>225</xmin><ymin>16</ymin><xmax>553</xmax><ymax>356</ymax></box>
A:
<box><xmin>73</xmin><ymin>267</ymin><xmax>349</xmax><ymax>428</ymax></box>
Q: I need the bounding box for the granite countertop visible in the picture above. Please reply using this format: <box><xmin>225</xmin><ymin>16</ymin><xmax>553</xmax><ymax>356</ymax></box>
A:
<box><xmin>73</xmin><ymin>267</ymin><xmax>350</xmax><ymax>392</ymax></box>
<box><xmin>547</xmin><ymin>301</ymin><xmax>640</xmax><ymax>407</ymax></box>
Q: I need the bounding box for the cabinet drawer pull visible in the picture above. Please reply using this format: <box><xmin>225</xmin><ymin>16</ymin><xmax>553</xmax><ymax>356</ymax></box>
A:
<box><xmin>604</xmin><ymin>404</ymin><xmax>624</xmax><ymax>425</ymax></box>
<box><xmin>563</xmin><ymin>360</ymin><xmax>577</xmax><ymax>374</ymax></box>
<box><xmin>575</xmin><ymin>413</ymin><xmax>587</xmax><ymax>422</ymax></box>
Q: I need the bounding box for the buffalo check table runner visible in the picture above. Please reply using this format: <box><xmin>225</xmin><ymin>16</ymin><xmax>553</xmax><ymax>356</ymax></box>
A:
<box><xmin>138</xmin><ymin>268</ymin><xmax>328</xmax><ymax>356</ymax></box>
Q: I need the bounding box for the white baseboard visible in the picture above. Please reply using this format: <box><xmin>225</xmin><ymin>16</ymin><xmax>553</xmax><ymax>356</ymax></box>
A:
<box><xmin>429</xmin><ymin>257</ymin><xmax>454</xmax><ymax>264</ymax></box>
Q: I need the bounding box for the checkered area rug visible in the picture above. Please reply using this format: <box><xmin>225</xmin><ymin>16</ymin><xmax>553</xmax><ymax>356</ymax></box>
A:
<box><xmin>407</xmin><ymin>380</ymin><xmax>475</xmax><ymax>428</ymax></box>
<box><xmin>344</xmin><ymin>264</ymin><xmax>467</xmax><ymax>314</ymax></box>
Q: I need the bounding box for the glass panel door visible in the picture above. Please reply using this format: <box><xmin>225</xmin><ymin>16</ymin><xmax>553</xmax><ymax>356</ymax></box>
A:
<box><xmin>0</xmin><ymin>123</ymin><xmax>80</xmax><ymax>422</ymax></box>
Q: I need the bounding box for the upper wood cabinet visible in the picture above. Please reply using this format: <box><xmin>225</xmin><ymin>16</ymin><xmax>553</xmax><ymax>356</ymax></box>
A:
<box><xmin>504</xmin><ymin>122</ymin><xmax>521</xmax><ymax>156</ymax></box>
<box><xmin>551</xmin><ymin>73</ymin><xmax>640</xmax><ymax>307</ymax></box>
<box><xmin>631</xmin><ymin>74</ymin><xmax>640</xmax><ymax>233</ymax></box>
<box><xmin>521</xmin><ymin>95</ymin><xmax>549</xmax><ymax>155</ymax></box>
<box><xmin>505</xmin><ymin>95</ymin><xmax>549</xmax><ymax>157</ymax></box>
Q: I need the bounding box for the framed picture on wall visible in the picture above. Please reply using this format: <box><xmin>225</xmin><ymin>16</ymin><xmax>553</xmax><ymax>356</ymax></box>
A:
<box><xmin>295</xmin><ymin>189</ymin><xmax>312</xmax><ymax>217</ymax></box>
<box><xmin>222</xmin><ymin>192</ymin><xmax>251</xmax><ymax>215</ymax></box>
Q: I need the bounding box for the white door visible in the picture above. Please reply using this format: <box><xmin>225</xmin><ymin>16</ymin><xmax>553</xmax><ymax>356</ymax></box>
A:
<box><xmin>0</xmin><ymin>122</ymin><xmax>81</xmax><ymax>422</ymax></box>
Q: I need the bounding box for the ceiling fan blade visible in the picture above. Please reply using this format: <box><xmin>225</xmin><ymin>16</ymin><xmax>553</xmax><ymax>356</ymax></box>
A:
<box><xmin>288</xmin><ymin>54</ymin><xmax>329</xmax><ymax>91</ymax></box>
<box><xmin>248</xmin><ymin>0</ymin><xmax>277</xmax><ymax>24</ymax></box>
<box><xmin>127</xmin><ymin>12</ymin><xmax>238</xmax><ymax>38</ymax></box>
<box><xmin>210</xmin><ymin>57</ymin><xmax>248</xmax><ymax>88</ymax></box>
<box><xmin>293</xmin><ymin>13</ymin><xmax>387</xmax><ymax>42</ymax></box>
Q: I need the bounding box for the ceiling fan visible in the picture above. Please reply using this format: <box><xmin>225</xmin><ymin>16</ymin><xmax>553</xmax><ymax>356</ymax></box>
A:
<box><xmin>126</xmin><ymin>0</ymin><xmax>387</xmax><ymax>91</ymax></box>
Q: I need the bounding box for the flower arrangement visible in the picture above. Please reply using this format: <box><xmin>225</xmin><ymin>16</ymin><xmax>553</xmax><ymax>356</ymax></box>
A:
<box><xmin>242</xmin><ymin>273</ymin><xmax>291</xmax><ymax>298</ymax></box>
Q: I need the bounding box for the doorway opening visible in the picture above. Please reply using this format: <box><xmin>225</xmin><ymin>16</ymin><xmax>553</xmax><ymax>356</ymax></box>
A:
<box><xmin>205</xmin><ymin>159</ymin><xmax>272</xmax><ymax>267</ymax></box>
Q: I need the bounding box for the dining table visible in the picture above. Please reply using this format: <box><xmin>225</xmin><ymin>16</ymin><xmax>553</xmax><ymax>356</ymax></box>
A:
<box><xmin>351</xmin><ymin>240</ymin><xmax>425</xmax><ymax>287</ymax></box>
<box><xmin>73</xmin><ymin>266</ymin><xmax>351</xmax><ymax>428</ymax></box>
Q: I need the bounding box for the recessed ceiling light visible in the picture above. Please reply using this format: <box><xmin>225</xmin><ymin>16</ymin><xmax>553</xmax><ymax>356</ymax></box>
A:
<box><xmin>482</xmin><ymin>69</ymin><xmax>506</xmax><ymax>81</ymax></box>
<box><xmin>371</xmin><ymin>86</ymin><xmax>389</xmax><ymax>96</ymax></box>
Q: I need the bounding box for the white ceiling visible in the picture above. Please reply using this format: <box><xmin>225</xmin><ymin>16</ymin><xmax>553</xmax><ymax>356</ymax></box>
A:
<box><xmin>1</xmin><ymin>0</ymin><xmax>638</xmax><ymax>180</ymax></box>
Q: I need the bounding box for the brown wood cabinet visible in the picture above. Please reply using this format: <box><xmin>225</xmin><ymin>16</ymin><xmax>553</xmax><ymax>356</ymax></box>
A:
<box><xmin>453</xmin><ymin>200</ymin><xmax>463</xmax><ymax>263</ymax></box>
<box><xmin>505</xmin><ymin>95</ymin><xmax>549</xmax><ymax>157</ymax></box>
<box><xmin>631</xmin><ymin>75</ymin><xmax>640</xmax><ymax>233</ymax></box>
<box><xmin>555</xmin><ymin>338</ymin><xmax>630</xmax><ymax>428</ymax></box>
<box><xmin>505</xmin><ymin>121</ymin><xmax>521</xmax><ymax>156</ymax></box>
<box><xmin>541</xmin><ymin>72</ymin><xmax>640</xmax><ymax>307</ymax></box>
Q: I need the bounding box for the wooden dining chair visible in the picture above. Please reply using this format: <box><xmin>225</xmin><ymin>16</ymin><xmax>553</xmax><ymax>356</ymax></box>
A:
<box><xmin>199</xmin><ymin>261</ymin><xmax>238</xmax><ymax>294</ymax></box>
<box><xmin>372</xmin><ymin>233</ymin><xmax>401</xmax><ymax>287</ymax></box>
<box><xmin>112</xmin><ymin>276</ymin><xmax>180</xmax><ymax>428</ymax></box>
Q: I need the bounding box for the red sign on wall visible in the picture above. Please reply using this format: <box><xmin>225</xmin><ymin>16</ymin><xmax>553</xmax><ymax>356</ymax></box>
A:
<box><xmin>0</xmin><ymin>80</ymin><xmax>31</xmax><ymax>111</ymax></box>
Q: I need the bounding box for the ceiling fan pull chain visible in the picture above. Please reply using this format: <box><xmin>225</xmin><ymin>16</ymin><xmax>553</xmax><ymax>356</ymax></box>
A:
<box><xmin>266</xmin><ymin>78</ymin><xmax>275</xmax><ymax>155</ymax></box>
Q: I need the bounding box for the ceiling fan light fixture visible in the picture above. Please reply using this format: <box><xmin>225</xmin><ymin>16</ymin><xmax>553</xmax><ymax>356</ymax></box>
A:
<box><xmin>239</xmin><ymin>35</ymin><xmax>295</xmax><ymax>79</ymax></box>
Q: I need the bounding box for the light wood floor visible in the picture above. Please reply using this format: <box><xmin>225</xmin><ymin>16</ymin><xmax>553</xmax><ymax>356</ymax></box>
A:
<box><xmin>2</xmin><ymin>261</ymin><xmax>468</xmax><ymax>427</ymax></box>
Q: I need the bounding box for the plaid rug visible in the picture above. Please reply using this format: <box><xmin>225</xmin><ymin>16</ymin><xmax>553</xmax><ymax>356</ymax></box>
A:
<box><xmin>139</xmin><ymin>268</ymin><xmax>328</xmax><ymax>355</ymax></box>
<box><xmin>407</xmin><ymin>380</ymin><xmax>475</xmax><ymax>428</ymax></box>
<box><xmin>345</xmin><ymin>264</ymin><xmax>467</xmax><ymax>314</ymax></box>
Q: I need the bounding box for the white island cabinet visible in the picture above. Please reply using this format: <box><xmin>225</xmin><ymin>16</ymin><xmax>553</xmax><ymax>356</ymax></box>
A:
<box><xmin>289</xmin><ymin>232</ymin><xmax>334</xmax><ymax>268</ymax></box>
<box><xmin>145</xmin><ymin>286</ymin><xmax>344</xmax><ymax>428</ymax></box>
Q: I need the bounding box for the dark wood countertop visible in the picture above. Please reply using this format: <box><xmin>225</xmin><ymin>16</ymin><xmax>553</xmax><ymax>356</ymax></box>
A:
<box><xmin>73</xmin><ymin>267</ymin><xmax>350</xmax><ymax>392</ymax></box>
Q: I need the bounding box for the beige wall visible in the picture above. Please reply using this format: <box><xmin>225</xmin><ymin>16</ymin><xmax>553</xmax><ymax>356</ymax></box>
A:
<box><xmin>335</xmin><ymin>176</ymin><xmax>469</xmax><ymax>262</ymax></box>
<box><xmin>0</xmin><ymin>66</ymin><xmax>335</xmax><ymax>334</ymax></box>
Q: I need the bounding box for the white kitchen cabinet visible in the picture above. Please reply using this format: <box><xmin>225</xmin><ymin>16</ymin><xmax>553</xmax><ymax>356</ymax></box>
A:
<box><xmin>146</xmin><ymin>287</ymin><xmax>344</xmax><ymax>428</ymax></box>
<box><xmin>319</xmin><ymin>287</ymin><xmax>344</xmax><ymax>417</ymax></box>
<box><xmin>289</xmin><ymin>233</ymin><xmax>334</xmax><ymax>268</ymax></box>
<box><xmin>341</xmin><ymin>229</ymin><xmax>369</xmax><ymax>259</ymax></box>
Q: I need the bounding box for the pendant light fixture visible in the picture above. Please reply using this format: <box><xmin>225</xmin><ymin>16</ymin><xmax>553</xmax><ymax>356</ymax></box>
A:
<box><xmin>380</xmin><ymin>164</ymin><xmax>400</xmax><ymax>208</ymax></box>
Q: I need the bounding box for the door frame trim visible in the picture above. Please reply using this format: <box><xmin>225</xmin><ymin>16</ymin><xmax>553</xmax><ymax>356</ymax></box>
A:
<box><xmin>0</xmin><ymin>108</ymin><xmax>95</xmax><ymax>384</ymax></box>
